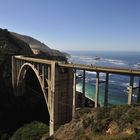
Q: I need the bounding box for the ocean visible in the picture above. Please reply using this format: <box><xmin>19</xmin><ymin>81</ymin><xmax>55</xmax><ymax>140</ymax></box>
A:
<box><xmin>67</xmin><ymin>51</ymin><xmax>140</xmax><ymax>106</ymax></box>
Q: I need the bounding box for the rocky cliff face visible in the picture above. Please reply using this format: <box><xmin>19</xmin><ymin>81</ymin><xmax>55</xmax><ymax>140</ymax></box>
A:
<box><xmin>0</xmin><ymin>28</ymin><xmax>34</xmax><ymax>134</ymax></box>
<box><xmin>0</xmin><ymin>28</ymin><xmax>67</xmax><ymax>94</ymax></box>
<box><xmin>0</xmin><ymin>28</ymin><xmax>68</xmax><ymax>135</ymax></box>
<box><xmin>0</xmin><ymin>28</ymin><xmax>33</xmax><ymax>94</ymax></box>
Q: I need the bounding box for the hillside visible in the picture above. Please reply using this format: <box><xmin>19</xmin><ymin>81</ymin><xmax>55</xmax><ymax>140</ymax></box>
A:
<box><xmin>0</xmin><ymin>28</ymin><xmax>67</xmax><ymax>139</ymax></box>
<box><xmin>11</xmin><ymin>32</ymin><xmax>67</xmax><ymax>61</ymax></box>
<box><xmin>45</xmin><ymin>105</ymin><xmax>140</xmax><ymax>140</ymax></box>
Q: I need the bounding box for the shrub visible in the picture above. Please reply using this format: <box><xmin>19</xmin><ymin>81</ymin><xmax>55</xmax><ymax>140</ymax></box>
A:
<box><xmin>110</xmin><ymin>105</ymin><xmax>129</xmax><ymax>121</ymax></box>
<box><xmin>10</xmin><ymin>121</ymin><xmax>49</xmax><ymax>140</ymax></box>
<box><xmin>73</xmin><ymin>129</ymin><xmax>90</xmax><ymax>140</ymax></box>
<box><xmin>74</xmin><ymin>108</ymin><xmax>91</xmax><ymax>119</ymax></box>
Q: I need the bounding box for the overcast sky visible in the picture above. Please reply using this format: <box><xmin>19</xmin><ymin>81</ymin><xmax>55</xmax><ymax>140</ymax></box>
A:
<box><xmin>0</xmin><ymin>0</ymin><xmax>140</xmax><ymax>51</ymax></box>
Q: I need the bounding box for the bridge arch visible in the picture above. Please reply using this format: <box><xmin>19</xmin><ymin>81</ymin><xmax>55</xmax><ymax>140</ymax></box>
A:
<box><xmin>12</xmin><ymin>56</ymin><xmax>74</xmax><ymax>135</ymax></box>
<box><xmin>17</xmin><ymin>63</ymin><xmax>49</xmax><ymax>110</ymax></box>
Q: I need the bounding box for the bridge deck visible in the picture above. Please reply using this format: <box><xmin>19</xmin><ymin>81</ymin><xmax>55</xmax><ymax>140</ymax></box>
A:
<box><xmin>15</xmin><ymin>56</ymin><xmax>140</xmax><ymax>76</ymax></box>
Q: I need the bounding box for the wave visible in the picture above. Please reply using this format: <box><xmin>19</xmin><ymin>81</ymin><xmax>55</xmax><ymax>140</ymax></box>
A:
<box><xmin>86</xmin><ymin>71</ymin><xmax>110</xmax><ymax>77</ymax></box>
<box><xmin>76</xmin><ymin>84</ymin><xmax>82</xmax><ymax>92</ymax></box>
<box><xmin>86</xmin><ymin>71</ymin><xmax>96</xmax><ymax>75</ymax></box>
<box><xmin>109</xmin><ymin>80</ymin><xmax>116</xmax><ymax>84</ymax></box>
<box><xmin>69</xmin><ymin>55</ymin><xmax>130</xmax><ymax>70</ymax></box>
<box><xmin>122</xmin><ymin>82</ymin><xmax>138</xmax><ymax>87</ymax></box>
<box><xmin>123</xmin><ymin>89</ymin><xmax>137</xmax><ymax>98</ymax></box>
<box><xmin>104</xmin><ymin>58</ymin><xmax>126</xmax><ymax>66</ymax></box>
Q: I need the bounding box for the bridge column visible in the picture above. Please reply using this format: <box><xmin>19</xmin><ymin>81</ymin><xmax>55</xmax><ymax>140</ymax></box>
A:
<box><xmin>95</xmin><ymin>72</ymin><xmax>99</xmax><ymax>108</ymax></box>
<box><xmin>72</xmin><ymin>69</ymin><xmax>76</xmax><ymax>118</ymax></box>
<box><xmin>82</xmin><ymin>70</ymin><xmax>85</xmax><ymax>107</ymax></box>
<box><xmin>104</xmin><ymin>73</ymin><xmax>109</xmax><ymax>106</ymax></box>
<box><xmin>41</xmin><ymin>65</ymin><xmax>45</xmax><ymax>87</ymax></box>
<box><xmin>49</xmin><ymin>62</ymin><xmax>56</xmax><ymax>136</ymax></box>
<box><xmin>49</xmin><ymin>63</ymin><xmax>73</xmax><ymax>135</ymax></box>
<box><xmin>128</xmin><ymin>75</ymin><xmax>134</xmax><ymax>105</ymax></box>
<box><xmin>12</xmin><ymin>56</ymin><xmax>17</xmax><ymax>92</ymax></box>
<box><xmin>137</xmin><ymin>78</ymin><xmax>140</xmax><ymax>104</ymax></box>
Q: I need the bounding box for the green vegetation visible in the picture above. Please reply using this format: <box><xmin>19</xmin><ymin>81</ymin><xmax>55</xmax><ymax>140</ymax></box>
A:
<box><xmin>0</xmin><ymin>132</ymin><xmax>10</xmax><ymax>140</ymax></box>
<box><xmin>51</xmin><ymin>105</ymin><xmax>140</xmax><ymax>140</ymax></box>
<box><xmin>0</xmin><ymin>55</ymin><xmax>4</xmax><ymax>65</ymax></box>
<box><xmin>10</xmin><ymin>121</ymin><xmax>49</xmax><ymax>140</ymax></box>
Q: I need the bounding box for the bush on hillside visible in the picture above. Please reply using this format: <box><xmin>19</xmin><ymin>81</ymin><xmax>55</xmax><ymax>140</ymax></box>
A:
<box><xmin>10</xmin><ymin>121</ymin><xmax>49</xmax><ymax>140</ymax></box>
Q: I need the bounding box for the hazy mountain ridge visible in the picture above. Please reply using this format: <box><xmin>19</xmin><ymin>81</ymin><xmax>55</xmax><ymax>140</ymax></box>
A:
<box><xmin>11</xmin><ymin>32</ymin><xmax>67</xmax><ymax>59</ymax></box>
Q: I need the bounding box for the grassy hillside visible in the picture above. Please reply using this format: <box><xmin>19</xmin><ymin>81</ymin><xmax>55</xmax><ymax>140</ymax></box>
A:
<box><xmin>47</xmin><ymin>105</ymin><xmax>140</xmax><ymax>140</ymax></box>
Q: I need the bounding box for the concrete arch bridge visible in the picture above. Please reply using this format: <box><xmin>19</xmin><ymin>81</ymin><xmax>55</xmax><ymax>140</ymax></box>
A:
<box><xmin>12</xmin><ymin>56</ymin><xmax>140</xmax><ymax>135</ymax></box>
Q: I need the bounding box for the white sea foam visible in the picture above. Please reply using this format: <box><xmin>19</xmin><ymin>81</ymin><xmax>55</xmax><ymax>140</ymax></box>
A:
<box><xmin>123</xmin><ymin>89</ymin><xmax>137</xmax><ymax>98</ymax></box>
<box><xmin>86</xmin><ymin>71</ymin><xmax>97</xmax><ymax>75</ymax></box>
<box><xmin>100</xmin><ymin>73</ymin><xmax>106</xmax><ymax>77</ymax></box>
<box><xmin>86</xmin><ymin>71</ymin><xmax>107</xmax><ymax>77</ymax></box>
<box><xmin>76</xmin><ymin>84</ymin><xmax>82</xmax><ymax>92</ymax></box>
<box><xmin>132</xmin><ymin>94</ymin><xmax>137</xmax><ymax>98</ymax></box>
<box><xmin>70</xmin><ymin>55</ymin><xmax>128</xmax><ymax>67</ymax></box>
<box><xmin>109</xmin><ymin>80</ymin><xmax>116</xmax><ymax>84</ymax></box>
<box><xmin>104</xmin><ymin>58</ymin><xmax>126</xmax><ymax>66</ymax></box>
<box><xmin>122</xmin><ymin>82</ymin><xmax>138</xmax><ymax>87</ymax></box>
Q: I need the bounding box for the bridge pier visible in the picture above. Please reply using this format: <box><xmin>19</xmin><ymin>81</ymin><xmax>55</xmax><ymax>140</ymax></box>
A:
<box><xmin>95</xmin><ymin>72</ymin><xmax>99</xmax><ymax>108</ymax></box>
<box><xmin>82</xmin><ymin>70</ymin><xmax>86</xmax><ymax>107</ymax></box>
<box><xmin>72</xmin><ymin>69</ymin><xmax>76</xmax><ymax>118</ymax></box>
<box><xmin>137</xmin><ymin>78</ymin><xmax>140</xmax><ymax>104</ymax></box>
<box><xmin>12</xmin><ymin>56</ymin><xmax>17</xmax><ymax>93</ymax></box>
<box><xmin>49</xmin><ymin>62</ymin><xmax>56</xmax><ymax>135</ymax></box>
<box><xmin>128</xmin><ymin>75</ymin><xmax>134</xmax><ymax>105</ymax></box>
<box><xmin>49</xmin><ymin>63</ymin><xmax>73</xmax><ymax>135</ymax></box>
<box><xmin>104</xmin><ymin>73</ymin><xmax>109</xmax><ymax>107</ymax></box>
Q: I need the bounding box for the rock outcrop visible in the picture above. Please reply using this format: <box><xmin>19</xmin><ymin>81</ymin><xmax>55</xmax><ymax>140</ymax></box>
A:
<box><xmin>0</xmin><ymin>28</ymin><xmax>33</xmax><ymax>94</ymax></box>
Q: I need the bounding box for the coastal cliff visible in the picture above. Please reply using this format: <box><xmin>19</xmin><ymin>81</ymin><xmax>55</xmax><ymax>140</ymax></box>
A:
<box><xmin>0</xmin><ymin>28</ymin><xmax>67</xmax><ymax>139</ymax></box>
<box><xmin>0</xmin><ymin>28</ymin><xmax>67</xmax><ymax>94</ymax></box>
<box><xmin>0</xmin><ymin>28</ymin><xmax>140</xmax><ymax>140</ymax></box>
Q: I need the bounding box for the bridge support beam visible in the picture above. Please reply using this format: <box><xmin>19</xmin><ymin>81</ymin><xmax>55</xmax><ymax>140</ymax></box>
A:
<box><xmin>49</xmin><ymin>62</ymin><xmax>56</xmax><ymax>136</ymax></box>
<box><xmin>95</xmin><ymin>72</ymin><xmax>99</xmax><ymax>108</ymax></box>
<box><xmin>49</xmin><ymin>62</ymin><xmax>73</xmax><ymax>135</ymax></box>
<box><xmin>12</xmin><ymin>56</ymin><xmax>16</xmax><ymax>92</ymax></box>
<box><xmin>72</xmin><ymin>69</ymin><xmax>76</xmax><ymax>118</ymax></box>
<box><xmin>128</xmin><ymin>75</ymin><xmax>134</xmax><ymax>105</ymax></box>
<box><xmin>104</xmin><ymin>73</ymin><xmax>109</xmax><ymax>106</ymax></box>
<box><xmin>82</xmin><ymin>70</ymin><xmax>86</xmax><ymax>107</ymax></box>
<box><xmin>137</xmin><ymin>78</ymin><xmax>140</xmax><ymax>104</ymax></box>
